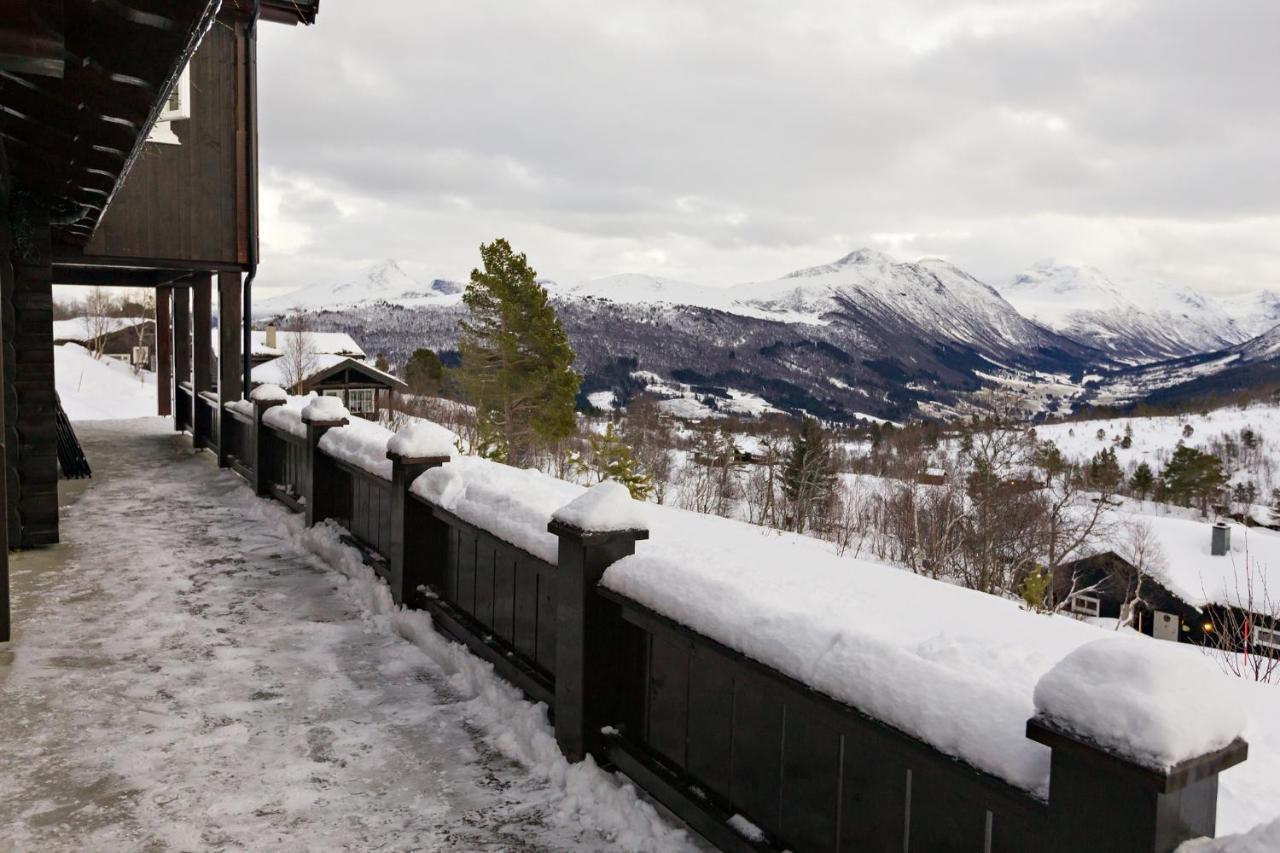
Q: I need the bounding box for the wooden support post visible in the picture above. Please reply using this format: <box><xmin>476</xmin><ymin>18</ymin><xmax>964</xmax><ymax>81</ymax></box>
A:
<box><xmin>191</xmin><ymin>273</ymin><xmax>212</xmax><ymax>449</ymax></box>
<box><xmin>547</xmin><ymin>519</ymin><xmax>649</xmax><ymax>762</ymax></box>
<box><xmin>386</xmin><ymin>450</ymin><xmax>449</xmax><ymax>606</ymax></box>
<box><xmin>155</xmin><ymin>285</ymin><xmax>172</xmax><ymax>418</ymax></box>
<box><xmin>217</xmin><ymin>272</ymin><xmax>242</xmax><ymax>468</ymax></box>
<box><xmin>251</xmin><ymin>396</ymin><xmax>284</xmax><ymax>496</ymax></box>
<box><xmin>172</xmin><ymin>284</ymin><xmax>191</xmax><ymax>433</ymax></box>
<box><xmin>6</xmin><ymin>199</ymin><xmax>57</xmax><ymax>547</ymax></box>
<box><xmin>303</xmin><ymin>411</ymin><xmax>347</xmax><ymax>528</ymax></box>
<box><xmin>0</xmin><ymin>192</ymin><xmax>11</xmax><ymax>641</ymax></box>
<box><xmin>1027</xmin><ymin>718</ymin><xmax>1247</xmax><ymax>853</ymax></box>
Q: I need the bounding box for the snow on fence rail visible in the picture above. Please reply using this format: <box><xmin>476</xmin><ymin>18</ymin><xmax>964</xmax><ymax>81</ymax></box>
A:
<box><xmin>192</xmin><ymin>401</ymin><xmax>1252</xmax><ymax>853</ymax></box>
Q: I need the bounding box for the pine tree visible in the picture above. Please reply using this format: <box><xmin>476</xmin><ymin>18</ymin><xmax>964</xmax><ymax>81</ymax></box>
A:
<box><xmin>1088</xmin><ymin>447</ymin><xmax>1123</xmax><ymax>493</ymax></box>
<box><xmin>782</xmin><ymin>417</ymin><xmax>837</xmax><ymax>534</ymax></box>
<box><xmin>458</xmin><ymin>239</ymin><xmax>581</xmax><ymax>466</ymax></box>
<box><xmin>581</xmin><ymin>423</ymin><xmax>653</xmax><ymax>500</ymax></box>
<box><xmin>1129</xmin><ymin>462</ymin><xmax>1155</xmax><ymax>500</ymax></box>
<box><xmin>1162</xmin><ymin>445</ymin><xmax>1225</xmax><ymax>512</ymax></box>
<box><xmin>375</xmin><ymin>353</ymin><xmax>391</xmax><ymax>373</ymax></box>
<box><xmin>1034</xmin><ymin>441</ymin><xmax>1065</xmax><ymax>485</ymax></box>
<box><xmin>404</xmin><ymin>348</ymin><xmax>444</xmax><ymax>396</ymax></box>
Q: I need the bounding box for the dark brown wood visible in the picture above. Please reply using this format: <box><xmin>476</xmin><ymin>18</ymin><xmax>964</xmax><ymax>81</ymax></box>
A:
<box><xmin>386</xmin><ymin>451</ymin><xmax>449</xmax><ymax>605</ymax></box>
<box><xmin>0</xmin><ymin>151</ymin><xmax>12</xmax><ymax>640</ymax></box>
<box><xmin>191</xmin><ymin>272</ymin><xmax>212</xmax><ymax>448</ymax></box>
<box><xmin>171</xmin><ymin>284</ymin><xmax>191</xmax><ymax>432</ymax></box>
<box><xmin>6</xmin><ymin>198</ymin><xmax>57</xmax><ymax>547</ymax></box>
<box><xmin>216</xmin><ymin>270</ymin><xmax>242</xmax><ymax>467</ymax></box>
<box><xmin>155</xmin><ymin>285</ymin><xmax>172</xmax><ymax>417</ymax></box>
<box><xmin>81</xmin><ymin>20</ymin><xmax>244</xmax><ymax>266</ymax></box>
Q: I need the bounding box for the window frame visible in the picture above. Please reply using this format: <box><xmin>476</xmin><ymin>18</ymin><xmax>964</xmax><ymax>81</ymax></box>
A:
<box><xmin>347</xmin><ymin>388</ymin><xmax>376</xmax><ymax>414</ymax></box>
<box><xmin>1069</xmin><ymin>593</ymin><xmax>1102</xmax><ymax>618</ymax></box>
<box><xmin>147</xmin><ymin>65</ymin><xmax>191</xmax><ymax>145</ymax></box>
<box><xmin>1255</xmin><ymin>626</ymin><xmax>1280</xmax><ymax>650</ymax></box>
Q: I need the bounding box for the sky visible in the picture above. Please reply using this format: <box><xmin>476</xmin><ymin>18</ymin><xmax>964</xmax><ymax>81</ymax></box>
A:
<box><xmin>253</xmin><ymin>0</ymin><xmax>1280</xmax><ymax>302</ymax></box>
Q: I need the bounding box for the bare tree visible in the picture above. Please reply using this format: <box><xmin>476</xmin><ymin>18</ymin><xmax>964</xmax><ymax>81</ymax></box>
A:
<box><xmin>1109</xmin><ymin>519</ymin><xmax>1168</xmax><ymax>629</ymax></box>
<box><xmin>278</xmin><ymin>310</ymin><xmax>318</xmax><ymax>393</ymax></box>
<box><xmin>130</xmin><ymin>291</ymin><xmax>155</xmax><ymax>373</ymax></box>
<box><xmin>83</xmin><ymin>286</ymin><xmax>118</xmax><ymax>359</ymax></box>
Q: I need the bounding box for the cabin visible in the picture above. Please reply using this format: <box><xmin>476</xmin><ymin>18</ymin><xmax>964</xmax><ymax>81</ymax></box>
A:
<box><xmin>213</xmin><ymin>325</ymin><xmax>366</xmax><ymax>368</ymax></box>
<box><xmin>251</xmin><ymin>355</ymin><xmax>407</xmax><ymax>420</ymax></box>
<box><xmin>52</xmin><ymin>317</ymin><xmax>156</xmax><ymax>365</ymax></box>
<box><xmin>0</xmin><ymin>0</ymin><xmax>319</xmax><ymax>633</ymax></box>
<box><xmin>1054</xmin><ymin>518</ymin><xmax>1280</xmax><ymax>656</ymax></box>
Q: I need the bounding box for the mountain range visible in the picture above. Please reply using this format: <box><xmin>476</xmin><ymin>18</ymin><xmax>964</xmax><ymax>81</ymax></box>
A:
<box><xmin>257</xmin><ymin>255</ymin><xmax>1280</xmax><ymax>422</ymax></box>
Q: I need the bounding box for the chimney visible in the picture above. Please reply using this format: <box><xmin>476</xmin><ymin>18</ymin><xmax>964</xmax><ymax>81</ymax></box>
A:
<box><xmin>1211</xmin><ymin>522</ymin><xmax>1231</xmax><ymax>557</ymax></box>
<box><xmin>265</xmin><ymin>322</ymin><xmax>277</xmax><ymax>350</ymax></box>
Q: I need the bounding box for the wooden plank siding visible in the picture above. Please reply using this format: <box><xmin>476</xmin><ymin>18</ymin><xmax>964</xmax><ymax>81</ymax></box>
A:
<box><xmin>78</xmin><ymin>18</ymin><xmax>246</xmax><ymax>268</ymax></box>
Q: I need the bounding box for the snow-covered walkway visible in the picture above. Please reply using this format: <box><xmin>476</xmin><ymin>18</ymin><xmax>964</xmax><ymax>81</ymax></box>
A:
<box><xmin>0</xmin><ymin>418</ymin><xmax>690</xmax><ymax>852</ymax></box>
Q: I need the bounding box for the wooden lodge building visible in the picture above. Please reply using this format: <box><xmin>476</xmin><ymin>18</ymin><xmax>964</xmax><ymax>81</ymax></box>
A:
<box><xmin>251</xmin><ymin>354</ymin><xmax>407</xmax><ymax>419</ymax></box>
<box><xmin>1</xmin><ymin>0</ymin><xmax>319</xmax><ymax>638</ymax></box>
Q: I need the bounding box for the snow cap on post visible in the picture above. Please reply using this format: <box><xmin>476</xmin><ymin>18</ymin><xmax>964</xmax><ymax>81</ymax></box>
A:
<box><xmin>551</xmin><ymin>480</ymin><xmax>648</xmax><ymax>536</ymax></box>
<box><xmin>1032</xmin><ymin>638</ymin><xmax>1246</xmax><ymax>769</ymax></box>
<box><xmin>249</xmin><ymin>383</ymin><xmax>288</xmax><ymax>403</ymax></box>
<box><xmin>301</xmin><ymin>395</ymin><xmax>349</xmax><ymax>425</ymax></box>
<box><xmin>386</xmin><ymin>420</ymin><xmax>457</xmax><ymax>463</ymax></box>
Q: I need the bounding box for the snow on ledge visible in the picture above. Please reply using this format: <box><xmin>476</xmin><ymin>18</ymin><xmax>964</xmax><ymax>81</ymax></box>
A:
<box><xmin>387</xmin><ymin>421</ymin><xmax>457</xmax><ymax>460</ymax></box>
<box><xmin>250</xmin><ymin>383</ymin><xmax>288</xmax><ymax>402</ymax></box>
<box><xmin>1033</xmin><ymin>638</ymin><xmax>1245</xmax><ymax>769</ymax></box>
<box><xmin>318</xmin><ymin>418</ymin><xmax>395</xmax><ymax>480</ymax></box>
<box><xmin>551</xmin><ymin>480</ymin><xmax>647</xmax><ymax>533</ymax></box>
<box><xmin>224</xmin><ymin>399</ymin><xmax>255</xmax><ymax>418</ymax></box>
<box><xmin>302</xmin><ymin>395</ymin><xmax>349</xmax><ymax>423</ymax></box>
<box><xmin>1178</xmin><ymin>817</ymin><xmax>1280</xmax><ymax>852</ymax></box>
<box><xmin>412</xmin><ymin>457</ymin><xmax>584</xmax><ymax>563</ymax></box>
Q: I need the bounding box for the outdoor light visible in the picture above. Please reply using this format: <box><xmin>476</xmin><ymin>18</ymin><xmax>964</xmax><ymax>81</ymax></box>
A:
<box><xmin>1202</xmin><ymin>621</ymin><xmax>1215</xmax><ymax>633</ymax></box>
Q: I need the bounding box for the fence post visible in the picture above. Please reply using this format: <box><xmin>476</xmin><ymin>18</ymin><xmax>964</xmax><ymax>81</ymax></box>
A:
<box><xmin>1027</xmin><ymin>717</ymin><xmax>1247</xmax><ymax>852</ymax></box>
<box><xmin>386</xmin><ymin>450</ymin><xmax>449</xmax><ymax>607</ymax></box>
<box><xmin>252</xmin><ymin>398</ymin><xmax>285</xmax><ymax>497</ymax></box>
<box><xmin>547</xmin><ymin>517</ymin><xmax>648</xmax><ymax>763</ymax></box>
<box><xmin>303</xmin><ymin>411</ymin><xmax>347</xmax><ymax>528</ymax></box>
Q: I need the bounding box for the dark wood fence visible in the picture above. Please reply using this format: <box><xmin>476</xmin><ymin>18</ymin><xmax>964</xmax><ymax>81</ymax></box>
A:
<box><xmin>195</xmin><ymin>399</ymin><xmax>1248</xmax><ymax>853</ymax></box>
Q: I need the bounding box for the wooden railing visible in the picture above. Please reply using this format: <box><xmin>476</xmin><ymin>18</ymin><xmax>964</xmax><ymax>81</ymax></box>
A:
<box><xmin>198</xmin><ymin>398</ymin><xmax>1249</xmax><ymax>853</ymax></box>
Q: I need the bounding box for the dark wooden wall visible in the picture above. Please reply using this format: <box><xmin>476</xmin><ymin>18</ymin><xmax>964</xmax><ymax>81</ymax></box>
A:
<box><xmin>79</xmin><ymin>19</ymin><xmax>245</xmax><ymax>268</ymax></box>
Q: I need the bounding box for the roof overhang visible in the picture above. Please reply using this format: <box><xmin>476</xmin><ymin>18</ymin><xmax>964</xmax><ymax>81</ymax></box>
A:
<box><xmin>0</xmin><ymin>0</ymin><xmax>220</xmax><ymax>243</ymax></box>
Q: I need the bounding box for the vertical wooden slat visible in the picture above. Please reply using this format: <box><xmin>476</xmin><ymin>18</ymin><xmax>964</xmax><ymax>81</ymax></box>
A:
<box><xmin>513</xmin><ymin>554</ymin><xmax>539</xmax><ymax>660</ymax></box>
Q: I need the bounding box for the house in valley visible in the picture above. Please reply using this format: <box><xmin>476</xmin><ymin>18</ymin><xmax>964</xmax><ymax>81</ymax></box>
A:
<box><xmin>1054</xmin><ymin>517</ymin><xmax>1280</xmax><ymax>656</ymax></box>
<box><xmin>52</xmin><ymin>317</ymin><xmax>156</xmax><ymax>365</ymax></box>
<box><xmin>251</xmin><ymin>355</ymin><xmax>406</xmax><ymax>419</ymax></box>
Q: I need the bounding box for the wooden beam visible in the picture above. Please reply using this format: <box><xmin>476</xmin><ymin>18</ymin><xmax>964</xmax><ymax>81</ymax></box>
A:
<box><xmin>51</xmin><ymin>265</ymin><xmax>184</xmax><ymax>287</ymax></box>
<box><xmin>191</xmin><ymin>272</ymin><xmax>212</xmax><ymax>448</ymax></box>
<box><xmin>217</xmin><ymin>272</ymin><xmax>242</xmax><ymax>467</ymax></box>
<box><xmin>156</xmin><ymin>285</ymin><xmax>172</xmax><ymax>417</ymax></box>
<box><xmin>171</xmin><ymin>283</ymin><xmax>191</xmax><ymax>432</ymax></box>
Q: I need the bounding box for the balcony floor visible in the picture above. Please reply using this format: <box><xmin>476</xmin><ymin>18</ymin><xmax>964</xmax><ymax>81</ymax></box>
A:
<box><xmin>0</xmin><ymin>418</ymin><xmax>683</xmax><ymax>851</ymax></box>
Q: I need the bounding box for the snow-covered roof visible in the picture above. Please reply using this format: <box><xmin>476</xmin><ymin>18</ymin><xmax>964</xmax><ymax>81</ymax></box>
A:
<box><xmin>251</xmin><ymin>353</ymin><xmax>405</xmax><ymax>390</ymax></box>
<box><xmin>52</xmin><ymin>316</ymin><xmax>150</xmax><ymax>342</ymax></box>
<box><xmin>1117</xmin><ymin>513</ymin><xmax>1280</xmax><ymax>610</ymax></box>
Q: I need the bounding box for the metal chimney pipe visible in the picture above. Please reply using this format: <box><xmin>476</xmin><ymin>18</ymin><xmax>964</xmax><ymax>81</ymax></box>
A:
<box><xmin>1211</xmin><ymin>522</ymin><xmax>1231</xmax><ymax>557</ymax></box>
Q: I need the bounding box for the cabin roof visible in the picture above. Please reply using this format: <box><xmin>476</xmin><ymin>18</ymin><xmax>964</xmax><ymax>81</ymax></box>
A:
<box><xmin>1075</xmin><ymin>511</ymin><xmax>1280</xmax><ymax>610</ymax></box>
<box><xmin>52</xmin><ymin>316</ymin><xmax>151</xmax><ymax>342</ymax></box>
<box><xmin>214</xmin><ymin>330</ymin><xmax>365</xmax><ymax>359</ymax></box>
<box><xmin>251</xmin><ymin>354</ymin><xmax>406</xmax><ymax>391</ymax></box>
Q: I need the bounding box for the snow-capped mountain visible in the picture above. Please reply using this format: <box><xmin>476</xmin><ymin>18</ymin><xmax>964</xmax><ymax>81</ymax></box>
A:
<box><xmin>998</xmin><ymin>262</ymin><xmax>1248</xmax><ymax>363</ymax></box>
<box><xmin>1224</xmin><ymin>289</ymin><xmax>1280</xmax><ymax>338</ymax></box>
<box><xmin>257</xmin><ymin>259</ymin><xmax>463</xmax><ymax>314</ymax></box>
<box><xmin>1088</xmin><ymin>320</ymin><xmax>1280</xmax><ymax>408</ymax></box>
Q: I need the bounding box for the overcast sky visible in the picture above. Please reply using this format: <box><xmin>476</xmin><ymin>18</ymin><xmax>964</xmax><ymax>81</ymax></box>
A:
<box><xmin>254</xmin><ymin>0</ymin><xmax>1280</xmax><ymax>301</ymax></box>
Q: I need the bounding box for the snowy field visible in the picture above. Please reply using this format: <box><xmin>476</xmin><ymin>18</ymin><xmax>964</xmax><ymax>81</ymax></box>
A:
<box><xmin>54</xmin><ymin>343</ymin><xmax>156</xmax><ymax>420</ymax></box>
<box><xmin>0</xmin><ymin>419</ymin><xmax>691</xmax><ymax>851</ymax></box>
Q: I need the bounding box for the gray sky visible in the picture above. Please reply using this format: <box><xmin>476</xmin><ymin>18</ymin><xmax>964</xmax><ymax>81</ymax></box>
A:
<box><xmin>254</xmin><ymin>0</ymin><xmax>1280</xmax><ymax>301</ymax></box>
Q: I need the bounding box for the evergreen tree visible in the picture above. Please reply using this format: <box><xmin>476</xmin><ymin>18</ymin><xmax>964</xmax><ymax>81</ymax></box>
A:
<box><xmin>1162</xmin><ymin>445</ymin><xmax>1226</xmax><ymax>512</ymax></box>
<box><xmin>581</xmin><ymin>423</ymin><xmax>653</xmax><ymax>500</ymax></box>
<box><xmin>375</xmin><ymin>353</ymin><xmax>391</xmax><ymax>373</ymax></box>
<box><xmin>1034</xmin><ymin>441</ymin><xmax>1065</xmax><ymax>485</ymax></box>
<box><xmin>783</xmin><ymin>417</ymin><xmax>837</xmax><ymax>534</ymax></box>
<box><xmin>1129</xmin><ymin>462</ymin><xmax>1155</xmax><ymax>499</ymax></box>
<box><xmin>458</xmin><ymin>239</ymin><xmax>581</xmax><ymax>466</ymax></box>
<box><xmin>405</xmin><ymin>348</ymin><xmax>445</xmax><ymax>396</ymax></box>
<box><xmin>1088</xmin><ymin>447</ymin><xmax>1123</xmax><ymax>492</ymax></box>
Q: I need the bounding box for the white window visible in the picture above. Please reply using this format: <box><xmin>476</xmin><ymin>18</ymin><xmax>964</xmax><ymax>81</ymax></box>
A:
<box><xmin>1256</xmin><ymin>626</ymin><xmax>1280</xmax><ymax>651</ymax></box>
<box><xmin>1070</xmin><ymin>594</ymin><xmax>1101</xmax><ymax>618</ymax></box>
<box><xmin>347</xmin><ymin>388</ymin><xmax>376</xmax><ymax>414</ymax></box>
<box><xmin>322</xmin><ymin>390</ymin><xmax>344</xmax><ymax>399</ymax></box>
<box><xmin>147</xmin><ymin>65</ymin><xmax>191</xmax><ymax>145</ymax></box>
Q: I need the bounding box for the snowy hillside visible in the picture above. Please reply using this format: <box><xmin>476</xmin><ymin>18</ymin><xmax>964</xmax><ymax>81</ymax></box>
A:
<box><xmin>1225</xmin><ymin>289</ymin><xmax>1280</xmax><ymax>338</ymax></box>
<box><xmin>999</xmin><ymin>262</ymin><xmax>1248</xmax><ymax>362</ymax></box>
<box><xmin>54</xmin><ymin>343</ymin><xmax>157</xmax><ymax>420</ymax></box>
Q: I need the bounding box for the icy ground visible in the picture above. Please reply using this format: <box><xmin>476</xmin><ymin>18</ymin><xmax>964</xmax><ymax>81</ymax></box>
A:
<box><xmin>0</xmin><ymin>419</ymin><xmax>691</xmax><ymax>852</ymax></box>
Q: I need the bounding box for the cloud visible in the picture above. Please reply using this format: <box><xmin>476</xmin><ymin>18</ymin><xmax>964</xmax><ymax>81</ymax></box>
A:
<box><xmin>254</xmin><ymin>0</ymin><xmax>1280</xmax><ymax>297</ymax></box>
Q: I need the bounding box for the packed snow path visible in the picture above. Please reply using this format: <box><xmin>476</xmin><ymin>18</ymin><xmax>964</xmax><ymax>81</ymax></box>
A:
<box><xmin>0</xmin><ymin>419</ymin><xmax>690</xmax><ymax>851</ymax></box>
